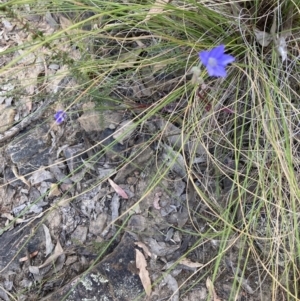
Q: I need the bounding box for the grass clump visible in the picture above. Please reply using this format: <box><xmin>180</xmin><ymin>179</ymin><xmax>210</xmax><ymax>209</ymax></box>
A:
<box><xmin>0</xmin><ymin>0</ymin><xmax>300</xmax><ymax>300</ymax></box>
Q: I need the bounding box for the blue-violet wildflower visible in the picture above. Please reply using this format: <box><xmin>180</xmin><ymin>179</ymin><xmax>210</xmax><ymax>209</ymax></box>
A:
<box><xmin>54</xmin><ymin>110</ymin><xmax>67</xmax><ymax>124</ymax></box>
<box><xmin>199</xmin><ymin>44</ymin><xmax>235</xmax><ymax>77</ymax></box>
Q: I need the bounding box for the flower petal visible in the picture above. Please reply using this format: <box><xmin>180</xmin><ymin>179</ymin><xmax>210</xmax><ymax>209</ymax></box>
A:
<box><xmin>207</xmin><ymin>64</ymin><xmax>227</xmax><ymax>77</ymax></box>
<box><xmin>220</xmin><ymin>54</ymin><xmax>235</xmax><ymax>65</ymax></box>
<box><xmin>209</xmin><ymin>44</ymin><xmax>225</xmax><ymax>59</ymax></box>
<box><xmin>199</xmin><ymin>50</ymin><xmax>210</xmax><ymax>65</ymax></box>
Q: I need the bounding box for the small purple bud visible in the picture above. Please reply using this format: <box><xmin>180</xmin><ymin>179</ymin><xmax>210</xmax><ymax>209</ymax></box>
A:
<box><xmin>54</xmin><ymin>110</ymin><xmax>67</xmax><ymax>124</ymax></box>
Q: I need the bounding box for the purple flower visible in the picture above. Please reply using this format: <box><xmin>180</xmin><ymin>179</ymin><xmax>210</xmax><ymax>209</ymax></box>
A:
<box><xmin>199</xmin><ymin>45</ymin><xmax>235</xmax><ymax>77</ymax></box>
<box><xmin>54</xmin><ymin>110</ymin><xmax>67</xmax><ymax>124</ymax></box>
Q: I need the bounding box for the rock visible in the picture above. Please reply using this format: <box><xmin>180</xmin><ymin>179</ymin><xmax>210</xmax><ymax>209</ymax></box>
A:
<box><xmin>0</xmin><ymin>185</ymin><xmax>16</xmax><ymax>211</ymax></box>
<box><xmin>40</xmin><ymin>218</ymin><xmax>144</xmax><ymax>301</ymax></box>
<box><xmin>0</xmin><ymin>218</ymin><xmax>44</xmax><ymax>276</ymax></box>
<box><xmin>5</xmin><ymin>125</ymin><xmax>52</xmax><ymax>177</ymax></box>
<box><xmin>71</xmin><ymin>225</ymin><xmax>88</xmax><ymax>243</ymax></box>
<box><xmin>114</xmin><ymin>145</ymin><xmax>153</xmax><ymax>184</ymax></box>
<box><xmin>46</xmin><ymin>208</ymin><xmax>62</xmax><ymax>237</ymax></box>
<box><xmin>97</xmin><ymin>128</ymin><xmax>126</xmax><ymax>161</ymax></box>
<box><xmin>63</xmin><ymin>143</ymin><xmax>87</xmax><ymax>172</ymax></box>
<box><xmin>78</xmin><ymin>102</ymin><xmax>122</xmax><ymax>132</ymax></box>
<box><xmin>29</xmin><ymin>169</ymin><xmax>53</xmax><ymax>185</ymax></box>
<box><xmin>61</xmin><ymin>205</ymin><xmax>80</xmax><ymax>235</ymax></box>
<box><xmin>0</xmin><ymin>105</ymin><xmax>15</xmax><ymax>133</ymax></box>
<box><xmin>89</xmin><ymin>213</ymin><xmax>107</xmax><ymax>236</ymax></box>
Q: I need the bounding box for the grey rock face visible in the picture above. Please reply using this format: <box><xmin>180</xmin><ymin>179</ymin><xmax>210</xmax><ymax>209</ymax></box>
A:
<box><xmin>5</xmin><ymin>125</ymin><xmax>52</xmax><ymax>185</ymax></box>
<box><xmin>40</xmin><ymin>232</ymin><xmax>144</xmax><ymax>301</ymax></box>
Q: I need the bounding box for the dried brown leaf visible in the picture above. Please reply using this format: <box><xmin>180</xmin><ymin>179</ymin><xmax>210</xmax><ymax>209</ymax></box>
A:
<box><xmin>42</xmin><ymin>224</ymin><xmax>54</xmax><ymax>256</ymax></box>
<box><xmin>179</xmin><ymin>258</ymin><xmax>203</xmax><ymax>269</ymax></box>
<box><xmin>146</xmin><ymin>238</ymin><xmax>180</xmax><ymax>257</ymax></box>
<box><xmin>136</xmin><ymin>249</ymin><xmax>151</xmax><ymax>296</ymax></box>
<box><xmin>48</xmin><ymin>183</ymin><xmax>61</xmax><ymax>197</ymax></box>
<box><xmin>134</xmin><ymin>242</ymin><xmax>152</xmax><ymax>258</ymax></box>
<box><xmin>153</xmin><ymin>192</ymin><xmax>162</xmax><ymax>209</ymax></box>
<box><xmin>19</xmin><ymin>251</ymin><xmax>39</xmax><ymax>262</ymax></box>
<box><xmin>108</xmin><ymin>178</ymin><xmax>128</xmax><ymax>199</ymax></box>
<box><xmin>144</xmin><ymin>0</ymin><xmax>172</xmax><ymax>22</ymax></box>
<box><xmin>12</xmin><ymin>165</ymin><xmax>30</xmax><ymax>188</ymax></box>
<box><xmin>206</xmin><ymin>278</ymin><xmax>221</xmax><ymax>301</ymax></box>
<box><xmin>38</xmin><ymin>240</ymin><xmax>64</xmax><ymax>269</ymax></box>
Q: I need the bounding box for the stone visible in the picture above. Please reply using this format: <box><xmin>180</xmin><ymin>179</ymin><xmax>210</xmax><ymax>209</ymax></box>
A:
<box><xmin>63</xmin><ymin>144</ymin><xmax>87</xmax><ymax>172</ymax></box>
<box><xmin>5</xmin><ymin>125</ymin><xmax>52</xmax><ymax>176</ymax></box>
<box><xmin>89</xmin><ymin>213</ymin><xmax>107</xmax><ymax>236</ymax></box>
<box><xmin>71</xmin><ymin>225</ymin><xmax>88</xmax><ymax>244</ymax></box>
<box><xmin>114</xmin><ymin>145</ymin><xmax>153</xmax><ymax>184</ymax></box>
<box><xmin>46</xmin><ymin>208</ymin><xmax>62</xmax><ymax>237</ymax></box>
<box><xmin>78</xmin><ymin>102</ymin><xmax>122</xmax><ymax>132</ymax></box>
<box><xmin>0</xmin><ymin>105</ymin><xmax>15</xmax><ymax>134</ymax></box>
<box><xmin>0</xmin><ymin>218</ymin><xmax>44</xmax><ymax>276</ymax></box>
<box><xmin>29</xmin><ymin>169</ymin><xmax>53</xmax><ymax>185</ymax></box>
<box><xmin>40</xmin><ymin>217</ymin><xmax>144</xmax><ymax>301</ymax></box>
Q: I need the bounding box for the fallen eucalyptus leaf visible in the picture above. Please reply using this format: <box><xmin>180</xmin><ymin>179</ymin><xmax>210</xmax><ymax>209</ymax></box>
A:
<box><xmin>179</xmin><ymin>258</ymin><xmax>203</xmax><ymax>269</ymax></box>
<box><xmin>108</xmin><ymin>178</ymin><xmax>128</xmax><ymax>199</ymax></box>
<box><xmin>43</xmin><ymin>224</ymin><xmax>54</xmax><ymax>256</ymax></box>
<box><xmin>134</xmin><ymin>242</ymin><xmax>152</xmax><ymax>258</ymax></box>
<box><xmin>38</xmin><ymin>240</ymin><xmax>64</xmax><ymax>269</ymax></box>
<box><xmin>206</xmin><ymin>278</ymin><xmax>221</xmax><ymax>301</ymax></box>
<box><xmin>136</xmin><ymin>249</ymin><xmax>151</xmax><ymax>296</ymax></box>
